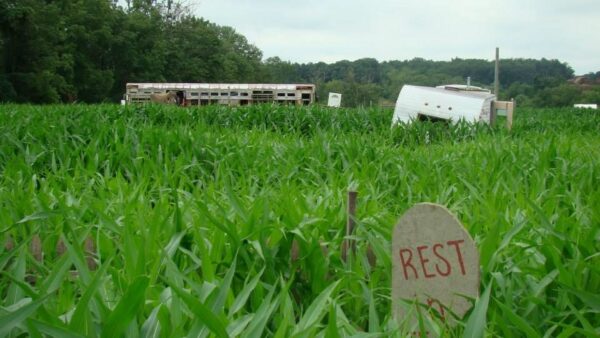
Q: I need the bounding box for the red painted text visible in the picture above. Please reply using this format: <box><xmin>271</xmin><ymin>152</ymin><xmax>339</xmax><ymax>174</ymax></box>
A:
<box><xmin>398</xmin><ymin>239</ymin><xmax>466</xmax><ymax>280</ymax></box>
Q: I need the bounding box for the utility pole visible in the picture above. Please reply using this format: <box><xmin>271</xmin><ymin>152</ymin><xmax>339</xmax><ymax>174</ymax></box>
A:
<box><xmin>494</xmin><ymin>47</ymin><xmax>500</xmax><ymax>97</ymax></box>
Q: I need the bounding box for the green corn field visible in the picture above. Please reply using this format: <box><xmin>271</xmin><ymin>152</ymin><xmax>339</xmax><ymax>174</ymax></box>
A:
<box><xmin>0</xmin><ymin>104</ymin><xmax>599</xmax><ymax>337</ymax></box>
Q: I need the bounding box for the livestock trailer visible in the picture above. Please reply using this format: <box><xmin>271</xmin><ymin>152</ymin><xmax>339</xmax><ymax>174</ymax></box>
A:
<box><xmin>392</xmin><ymin>85</ymin><xmax>513</xmax><ymax>126</ymax></box>
<box><xmin>124</xmin><ymin>83</ymin><xmax>316</xmax><ymax>106</ymax></box>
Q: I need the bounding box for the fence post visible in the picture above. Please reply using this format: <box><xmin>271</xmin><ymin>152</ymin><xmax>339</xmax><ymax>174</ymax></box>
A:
<box><xmin>507</xmin><ymin>98</ymin><xmax>515</xmax><ymax>131</ymax></box>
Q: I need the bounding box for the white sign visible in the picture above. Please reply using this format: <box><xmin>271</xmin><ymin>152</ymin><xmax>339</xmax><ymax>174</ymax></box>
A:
<box><xmin>392</xmin><ymin>203</ymin><xmax>479</xmax><ymax>330</ymax></box>
<box><xmin>327</xmin><ymin>92</ymin><xmax>342</xmax><ymax>107</ymax></box>
<box><xmin>574</xmin><ymin>103</ymin><xmax>597</xmax><ymax>109</ymax></box>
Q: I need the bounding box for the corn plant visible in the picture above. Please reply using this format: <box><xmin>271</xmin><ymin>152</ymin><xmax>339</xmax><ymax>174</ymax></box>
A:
<box><xmin>0</xmin><ymin>104</ymin><xmax>599</xmax><ymax>337</ymax></box>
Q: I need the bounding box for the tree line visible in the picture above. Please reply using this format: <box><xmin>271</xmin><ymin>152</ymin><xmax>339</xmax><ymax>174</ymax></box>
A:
<box><xmin>266</xmin><ymin>57</ymin><xmax>600</xmax><ymax>107</ymax></box>
<box><xmin>1</xmin><ymin>0</ymin><xmax>598</xmax><ymax>107</ymax></box>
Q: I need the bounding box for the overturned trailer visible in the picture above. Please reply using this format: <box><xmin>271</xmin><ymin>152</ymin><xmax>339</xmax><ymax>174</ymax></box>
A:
<box><xmin>392</xmin><ymin>85</ymin><xmax>514</xmax><ymax>127</ymax></box>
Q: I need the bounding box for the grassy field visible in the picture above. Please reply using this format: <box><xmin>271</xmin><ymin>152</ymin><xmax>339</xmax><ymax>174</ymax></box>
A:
<box><xmin>1</xmin><ymin>104</ymin><xmax>599</xmax><ymax>337</ymax></box>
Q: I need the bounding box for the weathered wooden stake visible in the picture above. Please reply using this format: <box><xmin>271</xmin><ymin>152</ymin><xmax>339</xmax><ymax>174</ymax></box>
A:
<box><xmin>341</xmin><ymin>190</ymin><xmax>358</xmax><ymax>262</ymax></box>
<box><xmin>347</xmin><ymin>190</ymin><xmax>357</xmax><ymax>242</ymax></box>
<box><xmin>507</xmin><ymin>98</ymin><xmax>515</xmax><ymax>131</ymax></box>
<box><xmin>4</xmin><ymin>235</ymin><xmax>14</xmax><ymax>251</ymax></box>
<box><xmin>30</xmin><ymin>234</ymin><xmax>43</xmax><ymax>262</ymax></box>
<box><xmin>366</xmin><ymin>244</ymin><xmax>377</xmax><ymax>268</ymax></box>
<box><xmin>291</xmin><ymin>238</ymin><xmax>300</xmax><ymax>263</ymax></box>
<box><xmin>56</xmin><ymin>237</ymin><xmax>66</xmax><ymax>256</ymax></box>
<box><xmin>84</xmin><ymin>236</ymin><xmax>97</xmax><ymax>271</ymax></box>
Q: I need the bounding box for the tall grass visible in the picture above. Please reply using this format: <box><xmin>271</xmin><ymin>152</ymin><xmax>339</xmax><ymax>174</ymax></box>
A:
<box><xmin>0</xmin><ymin>103</ymin><xmax>599</xmax><ymax>337</ymax></box>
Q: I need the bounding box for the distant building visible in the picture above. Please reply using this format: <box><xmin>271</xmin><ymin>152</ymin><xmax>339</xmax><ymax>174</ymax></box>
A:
<box><xmin>124</xmin><ymin>83</ymin><xmax>315</xmax><ymax>106</ymax></box>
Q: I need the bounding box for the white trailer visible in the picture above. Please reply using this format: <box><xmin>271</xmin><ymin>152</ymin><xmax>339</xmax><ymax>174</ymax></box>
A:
<box><xmin>392</xmin><ymin>85</ymin><xmax>496</xmax><ymax>124</ymax></box>
<box><xmin>392</xmin><ymin>85</ymin><xmax>515</xmax><ymax>129</ymax></box>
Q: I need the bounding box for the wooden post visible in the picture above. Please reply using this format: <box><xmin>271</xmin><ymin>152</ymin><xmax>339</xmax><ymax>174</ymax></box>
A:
<box><xmin>85</xmin><ymin>236</ymin><xmax>97</xmax><ymax>271</ymax></box>
<box><xmin>31</xmin><ymin>234</ymin><xmax>42</xmax><ymax>262</ymax></box>
<box><xmin>291</xmin><ymin>238</ymin><xmax>300</xmax><ymax>263</ymax></box>
<box><xmin>507</xmin><ymin>98</ymin><xmax>515</xmax><ymax>131</ymax></box>
<box><xmin>4</xmin><ymin>235</ymin><xmax>14</xmax><ymax>251</ymax></box>
<box><xmin>56</xmin><ymin>238</ymin><xmax>66</xmax><ymax>256</ymax></box>
<box><xmin>347</xmin><ymin>191</ymin><xmax>357</xmax><ymax>241</ymax></box>
<box><xmin>341</xmin><ymin>190</ymin><xmax>358</xmax><ymax>262</ymax></box>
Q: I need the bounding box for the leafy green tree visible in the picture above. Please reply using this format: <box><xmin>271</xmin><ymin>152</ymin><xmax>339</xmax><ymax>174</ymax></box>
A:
<box><xmin>265</xmin><ymin>57</ymin><xmax>298</xmax><ymax>83</ymax></box>
<box><xmin>212</xmin><ymin>25</ymin><xmax>264</xmax><ymax>82</ymax></box>
<box><xmin>534</xmin><ymin>84</ymin><xmax>581</xmax><ymax>107</ymax></box>
<box><xmin>64</xmin><ymin>0</ymin><xmax>118</xmax><ymax>102</ymax></box>
<box><xmin>352</xmin><ymin>58</ymin><xmax>380</xmax><ymax>83</ymax></box>
<box><xmin>161</xmin><ymin>16</ymin><xmax>221</xmax><ymax>82</ymax></box>
<box><xmin>0</xmin><ymin>0</ymin><xmax>72</xmax><ymax>102</ymax></box>
<box><xmin>579</xmin><ymin>88</ymin><xmax>600</xmax><ymax>104</ymax></box>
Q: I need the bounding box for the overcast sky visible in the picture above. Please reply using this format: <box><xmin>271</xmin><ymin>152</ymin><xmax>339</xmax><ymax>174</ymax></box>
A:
<box><xmin>193</xmin><ymin>0</ymin><xmax>599</xmax><ymax>74</ymax></box>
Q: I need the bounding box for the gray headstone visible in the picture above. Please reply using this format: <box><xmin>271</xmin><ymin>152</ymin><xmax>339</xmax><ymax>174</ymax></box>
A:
<box><xmin>392</xmin><ymin>203</ymin><xmax>479</xmax><ymax>330</ymax></box>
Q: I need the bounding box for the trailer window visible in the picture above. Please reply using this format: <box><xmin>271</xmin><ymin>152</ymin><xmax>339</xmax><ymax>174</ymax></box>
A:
<box><xmin>418</xmin><ymin>114</ymin><xmax>448</xmax><ymax>123</ymax></box>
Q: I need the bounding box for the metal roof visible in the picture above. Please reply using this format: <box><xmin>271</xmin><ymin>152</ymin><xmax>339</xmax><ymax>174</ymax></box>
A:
<box><xmin>411</xmin><ymin>85</ymin><xmax>495</xmax><ymax>100</ymax></box>
<box><xmin>435</xmin><ymin>84</ymin><xmax>491</xmax><ymax>93</ymax></box>
<box><xmin>126</xmin><ymin>83</ymin><xmax>315</xmax><ymax>91</ymax></box>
